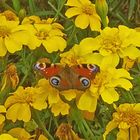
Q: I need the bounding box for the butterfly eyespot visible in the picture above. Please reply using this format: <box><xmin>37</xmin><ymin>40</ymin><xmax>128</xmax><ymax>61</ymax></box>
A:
<box><xmin>87</xmin><ymin>64</ymin><xmax>98</xmax><ymax>72</ymax></box>
<box><xmin>50</xmin><ymin>76</ymin><xmax>61</xmax><ymax>86</ymax></box>
<box><xmin>80</xmin><ymin>77</ymin><xmax>90</xmax><ymax>87</ymax></box>
<box><xmin>35</xmin><ymin>63</ymin><xmax>46</xmax><ymax>70</ymax></box>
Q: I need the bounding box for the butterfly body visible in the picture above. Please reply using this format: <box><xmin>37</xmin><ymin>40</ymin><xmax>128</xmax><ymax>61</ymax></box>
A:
<box><xmin>35</xmin><ymin>61</ymin><xmax>99</xmax><ymax>91</ymax></box>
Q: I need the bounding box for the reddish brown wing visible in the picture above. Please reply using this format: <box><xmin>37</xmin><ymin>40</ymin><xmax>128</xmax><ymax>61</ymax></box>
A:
<box><xmin>34</xmin><ymin>62</ymin><xmax>62</xmax><ymax>79</ymax></box>
<box><xmin>71</xmin><ymin>64</ymin><xmax>99</xmax><ymax>79</ymax></box>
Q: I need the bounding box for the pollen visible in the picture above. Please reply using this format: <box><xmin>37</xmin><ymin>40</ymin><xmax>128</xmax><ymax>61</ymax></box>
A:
<box><xmin>82</xmin><ymin>5</ymin><xmax>94</xmax><ymax>15</ymax></box>
<box><xmin>35</xmin><ymin>31</ymin><xmax>49</xmax><ymax>40</ymax></box>
<box><xmin>102</xmin><ymin>36</ymin><xmax>122</xmax><ymax>53</ymax></box>
<box><xmin>113</xmin><ymin>105</ymin><xmax>140</xmax><ymax>127</ymax></box>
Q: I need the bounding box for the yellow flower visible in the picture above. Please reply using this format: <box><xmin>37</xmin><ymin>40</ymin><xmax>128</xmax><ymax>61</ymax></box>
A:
<box><xmin>78</xmin><ymin>25</ymin><xmax>140</xmax><ymax>67</ymax></box>
<box><xmin>0</xmin><ymin>15</ymin><xmax>30</xmax><ymax>56</ymax></box>
<box><xmin>103</xmin><ymin>103</ymin><xmax>140</xmax><ymax>140</ymax></box>
<box><xmin>1</xmin><ymin>63</ymin><xmax>19</xmax><ymax>91</ymax></box>
<box><xmin>21</xmin><ymin>17</ymin><xmax>66</xmax><ymax>53</ymax></box>
<box><xmin>55</xmin><ymin>123</ymin><xmax>81</xmax><ymax>140</ymax></box>
<box><xmin>5</xmin><ymin>86</ymin><xmax>48</xmax><ymax>122</ymax></box>
<box><xmin>65</xmin><ymin>0</ymin><xmax>101</xmax><ymax>31</ymax></box>
<box><xmin>77</xmin><ymin>67</ymin><xmax>133</xmax><ymax>112</ymax></box>
<box><xmin>8</xmin><ymin>127</ymin><xmax>34</xmax><ymax>140</ymax></box>
<box><xmin>0</xmin><ymin>105</ymin><xmax>6</xmax><ymax>124</ymax></box>
<box><xmin>36</xmin><ymin>79</ymin><xmax>77</xmax><ymax>116</ymax></box>
<box><xmin>60</xmin><ymin>39</ymin><xmax>103</xmax><ymax>66</ymax></box>
<box><xmin>0</xmin><ymin>134</ymin><xmax>18</xmax><ymax>140</ymax></box>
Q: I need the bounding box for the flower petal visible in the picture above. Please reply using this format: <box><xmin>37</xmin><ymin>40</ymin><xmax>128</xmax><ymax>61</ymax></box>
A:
<box><xmin>5</xmin><ymin>37</ymin><xmax>22</xmax><ymax>53</ymax></box>
<box><xmin>75</xmin><ymin>14</ymin><xmax>89</xmax><ymax>29</ymax></box>
<box><xmin>77</xmin><ymin>91</ymin><xmax>97</xmax><ymax>112</ymax></box>
<box><xmin>89</xmin><ymin>15</ymin><xmax>101</xmax><ymax>31</ymax></box>
<box><xmin>101</xmin><ymin>88</ymin><xmax>119</xmax><ymax>104</ymax></box>
<box><xmin>65</xmin><ymin>7</ymin><xmax>82</xmax><ymax>18</ymax></box>
<box><xmin>0</xmin><ymin>114</ymin><xmax>5</xmax><ymax>124</ymax></box>
<box><xmin>65</xmin><ymin>0</ymin><xmax>81</xmax><ymax>7</ymax></box>
<box><xmin>101</xmin><ymin>54</ymin><xmax>120</xmax><ymax>69</ymax></box>
<box><xmin>103</xmin><ymin>120</ymin><xmax>118</xmax><ymax>140</ymax></box>
<box><xmin>0</xmin><ymin>37</ymin><xmax>7</xmax><ymax>56</ymax></box>
<box><xmin>117</xmin><ymin>129</ymin><xmax>129</xmax><ymax>140</ymax></box>
<box><xmin>122</xmin><ymin>46</ymin><xmax>140</xmax><ymax>59</ymax></box>
<box><xmin>43</xmin><ymin>36</ymin><xmax>66</xmax><ymax>53</ymax></box>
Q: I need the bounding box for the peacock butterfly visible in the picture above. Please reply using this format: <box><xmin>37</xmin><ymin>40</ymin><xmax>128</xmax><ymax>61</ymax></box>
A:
<box><xmin>34</xmin><ymin>59</ymin><xmax>99</xmax><ymax>91</ymax></box>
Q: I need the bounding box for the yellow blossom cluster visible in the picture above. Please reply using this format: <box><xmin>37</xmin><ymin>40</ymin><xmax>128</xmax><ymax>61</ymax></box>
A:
<box><xmin>0</xmin><ymin>10</ymin><xmax>66</xmax><ymax>56</ymax></box>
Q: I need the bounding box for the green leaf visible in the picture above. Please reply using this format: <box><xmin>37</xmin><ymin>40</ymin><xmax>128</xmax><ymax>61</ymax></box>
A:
<box><xmin>28</xmin><ymin>0</ymin><xmax>37</xmax><ymax>14</ymax></box>
<box><xmin>12</xmin><ymin>0</ymin><xmax>21</xmax><ymax>12</ymax></box>
<box><xmin>128</xmin><ymin>0</ymin><xmax>136</xmax><ymax>20</ymax></box>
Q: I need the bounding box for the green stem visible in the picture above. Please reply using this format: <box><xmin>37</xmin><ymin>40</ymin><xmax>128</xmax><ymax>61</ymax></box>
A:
<box><xmin>18</xmin><ymin>73</ymin><xmax>29</xmax><ymax>86</ymax></box>
<box><xmin>48</xmin><ymin>1</ymin><xmax>65</xmax><ymax>19</ymax></box>
<box><xmin>32</xmin><ymin>109</ymin><xmax>54</xmax><ymax>140</ymax></box>
<box><xmin>67</xmin><ymin>24</ymin><xmax>77</xmax><ymax>46</ymax></box>
<box><xmin>101</xmin><ymin>17</ymin><xmax>108</xmax><ymax>28</ymax></box>
<box><xmin>128</xmin><ymin>91</ymin><xmax>137</xmax><ymax>103</ymax></box>
<box><xmin>82</xmin><ymin>119</ymin><xmax>94</xmax><ymax>138</ymax></box>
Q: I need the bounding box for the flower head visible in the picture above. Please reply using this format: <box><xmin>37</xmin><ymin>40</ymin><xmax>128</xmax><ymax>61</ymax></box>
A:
<box><xmin>65</xmin><ymin>0</ymin><xmax>101</xmax><ymax>31</ymax></box>
<box><xmin>103</xmin><ymin>103</ymin><xmax>140</xmax><ymax>140</ymax></box>
<box><xmin>0</xmin><ymin>13</ymin><xmax>31</xmax><ymax>56</ymax></box>
<box><xmin>78</xmin><ymin>25</ymin><xmax>140</xmax><ymax>67</ymax></box>
<box><xmin>55</xmin><ymin>123</ymin><xmax>80</xmax><ymax>140</ymax></box>
<box><xmin>5</xmin><ymin>86</ymin><xmax>48</xmax><ymax>122</ymax></box>
<box><xmin>1</xmin><ymin>63</ymin><xmax>19</xmax><ymax>91</ymax></box>
<box><xmin>36</xmin><ymin>79</ymin><xmax>75</xmax><ymax>116</ymax></box>
<box><xmin>77</xmin><ymin>67</ymin><xmax>133</xmax><ymax>112</ymax></box>
<box><xmin>22</xmin><ymin>17</ymin><xmax>66</xmax><ymax>52</ymax></box>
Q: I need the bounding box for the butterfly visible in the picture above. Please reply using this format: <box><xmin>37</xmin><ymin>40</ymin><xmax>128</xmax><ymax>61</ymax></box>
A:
<box><xmin>35</xmin><ymin>59</ymin><xmax>99</xmax><ymax>91</ymax></box>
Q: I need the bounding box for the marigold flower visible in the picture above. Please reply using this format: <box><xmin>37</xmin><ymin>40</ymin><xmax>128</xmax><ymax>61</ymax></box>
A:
<box><xmin>8</xmin><ymin>127</ymin><xmax>34</xmax><ymax>140</ymax></box>
<box><xmin>5</xmin><ymin>86</ymin><xmax>48</xmax><ymax>122</ymax></box>
<box><xmin>103</xmin><ymin>103</ymin><xmax>140</xmax><ymax>140</ymax></box>
<box><xmin>77</xmin><ymin>25</ymin><xmax>140</xmax><ymax>67</ymax></box>
<box><xmin>0</xmin><ymin>134</ymin><xmax>18</xmax><ymax>140</ymax></box>
<box><xmin>55</xmin><ymin>123</ymin><xmax>80</xmax><ymax>140</ymax></box>
<box><xmin>0</xmin><ymin>105</ymin><xmax>6</xmax><ymax>124</ymax></box>
<box><xmin>77</xmin><ymin>67</ymin><xmax>133</xmax><ymax>112</ymax></box>
<box><xmin>65</xmin><ymin>0</ymin><xmax>101</xmax><ymax>31</ymax></box>
<box><xmin>36</xmin><ymin>79</ymin><xmax>73</xmax><ymax>116</ymax></box>
<box><xmin>60</xmin><ymin>38</ymin><xmax>103</xmax><ymax>66</ymax></box>
<box><xmin>0</xmin><ymin>15</ymin><xmax>30</xmax><ymax>56</ymax></box>
<box><xmin>21</xmin><ymin>17</ymin><xmax>66</xmax><ymax>53</ymax></box>
<box><xmin>1</xmin><ymin>63</ymin><xmax>19</xmax><ymax>91</ymax></box>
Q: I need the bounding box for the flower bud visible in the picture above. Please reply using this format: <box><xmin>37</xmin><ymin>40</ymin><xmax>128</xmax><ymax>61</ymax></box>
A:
<box><xmin>95</xmin><ymin>0</ymin><xmax>108</xmax><ymax>27</ymax></box>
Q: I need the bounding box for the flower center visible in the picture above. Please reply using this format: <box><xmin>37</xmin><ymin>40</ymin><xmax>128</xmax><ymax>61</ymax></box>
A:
<box><xmin>0</xmin><ymin>26</ymin><xmax>11</xmax><ymax>38</ymax></box>
<box><xmin>82</xmin><ymin>5</ymin><xmax>94</xmax><ymax>15</ymax></box>
<box><xmin>102</xmin><ymin>36</ymin><xmax>122</xmax><ymax>53</ymax></box>
<box><xmin>92</xmin><ymin>72</ymin><xmax>110</xmax><ymax>88</ymax></box>
<box><xmin>35</xmin><ymin>30</ymin><xmax>49</xmax><ymax>40</ymax></box>
<box><xmin>114</xmin><ymin>110</ymin><xmax>140</xmax><ymax>127</ymax></box>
